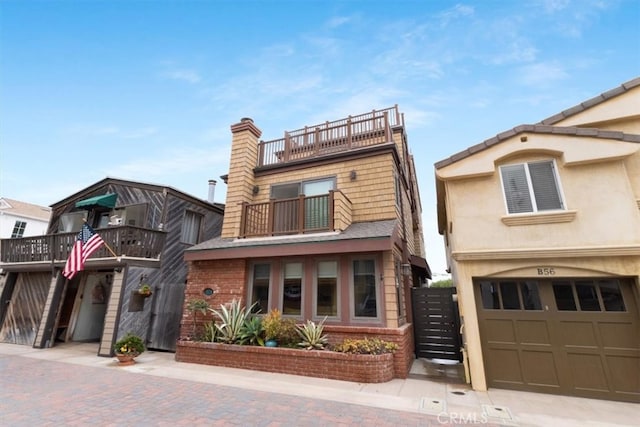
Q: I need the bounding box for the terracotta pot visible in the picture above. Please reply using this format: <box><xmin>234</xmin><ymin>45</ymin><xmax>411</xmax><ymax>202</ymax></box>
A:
<box><xmin>115</xmin><ymin>353</ymin><xmax>137</xmax><ymax>366</ymax></box>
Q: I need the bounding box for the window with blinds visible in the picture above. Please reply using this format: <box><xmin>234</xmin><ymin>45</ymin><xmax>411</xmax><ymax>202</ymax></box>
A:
<box><xmin>500</xmin><ymin>160</ymin><xmax>564</xmax><ymax>214</ymax></box>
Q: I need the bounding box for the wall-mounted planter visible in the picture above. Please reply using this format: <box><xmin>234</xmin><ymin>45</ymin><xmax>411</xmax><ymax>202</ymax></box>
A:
<box><xmin>175</xmin><ymin>340</ymin><xmax>395</xmax><ymax>383</ymax></box>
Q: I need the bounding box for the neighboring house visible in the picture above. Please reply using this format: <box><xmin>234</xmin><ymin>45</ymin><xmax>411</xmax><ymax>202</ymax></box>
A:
<box><xmin>0</xmin><ymin>197</ymin><xmax>51</xmax><ymax>238</ymax></box>
<box><xmin>181</xmin><ymin>106</ymin><xmax>430</xmax><ymax>377</ymax></box>
<box><xmin>0</xmin><ymin>177</ymin><xmax>224</xmax><ymax>356</ymax></box>
<box><xmin>435</xmin><ymin>78</ymin><xmax>640</xmax><ymax>403</ymax></box>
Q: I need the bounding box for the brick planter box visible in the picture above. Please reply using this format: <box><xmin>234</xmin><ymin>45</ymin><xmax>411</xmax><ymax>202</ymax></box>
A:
<box><xmin>175</xmin><ymin>340</ymin><xmax>395</xmax><ymax>383</ymax></box>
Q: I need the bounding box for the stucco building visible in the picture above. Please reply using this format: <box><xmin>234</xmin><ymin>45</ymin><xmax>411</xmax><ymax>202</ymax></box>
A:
<box><xmin>435</xmin><ymin>78</ymin><xmax>640</xmax><ymax>402</ymax></box>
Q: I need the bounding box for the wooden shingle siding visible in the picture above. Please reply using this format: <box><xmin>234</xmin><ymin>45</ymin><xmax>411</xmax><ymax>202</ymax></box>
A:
<box><xmin>248</xmin><ymin>154</ymin><xmax>397</xmax><ymax>227</ymax></box>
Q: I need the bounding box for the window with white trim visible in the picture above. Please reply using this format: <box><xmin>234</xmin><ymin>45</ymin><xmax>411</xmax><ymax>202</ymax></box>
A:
<box><xmin>11</xmin><ymin>221</ymin><xmax>27</xmax><ymax>238</ymax></box>
<box><xmin>500</xmin><ymin>160</ymin><xmax>564</xmax><ymax>214</ymax></box>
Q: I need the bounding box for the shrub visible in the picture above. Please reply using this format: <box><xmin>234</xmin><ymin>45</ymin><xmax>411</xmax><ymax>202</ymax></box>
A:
<box><xmin>332</xmin><ymin>338</ymin><xmax>398</xmax><ymax>355</ymax></box>
<box><xmin>277</xmin><ymin>318</ymin><xmax>300</xmax><ymax>347</ymax></box>
<box><xmin>262</xmin><ymin>309</ymin><xmax>282</xmax><ymax>342</ymax></box>
<box><xmin>114</xmin><ymin>333</ymin><xmax>145</xmax><ymax>355</ymax></box>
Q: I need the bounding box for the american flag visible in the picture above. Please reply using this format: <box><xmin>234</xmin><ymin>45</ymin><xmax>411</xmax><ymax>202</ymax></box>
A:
<box><xmin>62</xmin><ymin>223</ymin><xmax>105</xmax><ymax>279</ymax></box>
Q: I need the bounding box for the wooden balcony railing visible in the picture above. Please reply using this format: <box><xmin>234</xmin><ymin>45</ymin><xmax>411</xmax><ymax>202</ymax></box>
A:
<box><xmin>258</xmin><ymin>105</ymin><xmax>402</xmax><ymax>167</ymax></box>
<box><xmin>0</xmin><ymin>226</ymin><xmax>167</xmax><ymax>264</ymax></box>
<box><xmin>240</xmin><ymin>192</ymin><xmax>349</xmax><ymax>238</ymax></box>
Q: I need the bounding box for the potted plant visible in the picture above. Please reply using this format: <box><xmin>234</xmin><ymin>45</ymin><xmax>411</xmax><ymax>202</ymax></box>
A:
<box><xmin>262</xmin><ymin>308</ymin><xmax>282</xmax><ymax>347</ymax></box>
<box><xmin>137</xmin><ymin>283</ymin><xmax>152</xmax><ymax>296</ymax></box>
<box><xmin>114</xmin><ymin>333</ymin><xmax>145</xmax><ymax>366</ymax></box>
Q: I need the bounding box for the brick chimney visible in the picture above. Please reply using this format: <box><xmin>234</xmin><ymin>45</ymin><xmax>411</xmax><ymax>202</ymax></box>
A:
<box><xmin>221</xmin><ymin>117</ymin><xmax>262</xmax><ymax>238</ymax></box>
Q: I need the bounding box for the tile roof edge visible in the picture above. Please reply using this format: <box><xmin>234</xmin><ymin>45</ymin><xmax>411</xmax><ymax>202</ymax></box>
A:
<box><xmin>539</xmin><ymin>77</ymin><xmax>640</xmax><ymax>125</ymax></box>
<box><xmin>434</xmin><ymin>125</ymin><xmax>640</xmax><ymax>169</ymax></box>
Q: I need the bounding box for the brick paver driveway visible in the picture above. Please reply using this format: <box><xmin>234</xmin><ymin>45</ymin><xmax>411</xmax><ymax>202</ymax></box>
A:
<box><xmin>0</xmin><ymin>354</ymin><xmax>458</xmax><ymax>426</ymax></box>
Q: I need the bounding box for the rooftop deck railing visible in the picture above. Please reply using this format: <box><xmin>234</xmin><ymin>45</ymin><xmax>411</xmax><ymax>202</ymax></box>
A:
<box><xmin>258</xmin><ymin>105</ymin><xmax>402</xmax><ymax>167</ymax></box>
<box><xmin>0</xmin><ymin>226</ymin><xmax>167</xmax><ymax>263</ymax></box>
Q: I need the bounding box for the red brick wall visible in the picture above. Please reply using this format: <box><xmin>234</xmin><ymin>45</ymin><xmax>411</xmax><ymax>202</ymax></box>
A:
<box><xmin>180</xmin><ymin>259</ymin><xmax>416</xmax><ymax>380</ymax></box>
<box><xmin>176</xmin><ymin>341</ymin><xmax>395</xmax><ymax>383</ymax></box>
<box><xmin>181</xmin><ymin>259</ymin><xmax>247</xmax><ymax>338</ymax></box>
<box><xmin>323</xmin><ymin>324</ymin><xmax>414</xmax><ymax>379</ymax></box>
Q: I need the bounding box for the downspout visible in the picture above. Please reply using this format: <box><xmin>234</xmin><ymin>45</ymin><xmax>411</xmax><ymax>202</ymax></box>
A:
<box><xmin>399</xmin><ymin>171</ymin><xmax>412</xmax><ymax>323</ymax></box>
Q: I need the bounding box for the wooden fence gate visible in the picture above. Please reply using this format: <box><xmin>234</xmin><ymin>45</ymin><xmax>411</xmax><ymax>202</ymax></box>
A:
<box><xmin>412</xmin><ymin>287</ymin><xmax>462</xmax><ymax>361</ymax></box>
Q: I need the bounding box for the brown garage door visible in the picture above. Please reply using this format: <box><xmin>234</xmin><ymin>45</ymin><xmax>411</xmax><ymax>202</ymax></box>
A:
<box><xmin>475</xmin><ymin>278</ymin><xmax>639</xmax><ymax>403</ymax></box>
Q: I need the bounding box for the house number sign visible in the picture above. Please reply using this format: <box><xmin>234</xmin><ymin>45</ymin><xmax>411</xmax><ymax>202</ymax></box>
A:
<box><xmin>536</xmin><ymin>267</ymin><xmax>556</xmax><ymax>276</ymax></box>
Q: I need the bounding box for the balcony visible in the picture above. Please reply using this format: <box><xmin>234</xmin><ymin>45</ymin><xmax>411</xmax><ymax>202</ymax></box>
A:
<box><xmin>0</xmin><ymin>226</ymin><xmax>167</xmax><ymax>264</ymax></box>
<box><xmin>239</xmin><ymin>191</ymin><xmax>352</xmax><ymax>238</ymax></box>
<box><xmin>258</xmin><ymin>106</ymin><xmax>402</xmax><ymax>167</ymax></box>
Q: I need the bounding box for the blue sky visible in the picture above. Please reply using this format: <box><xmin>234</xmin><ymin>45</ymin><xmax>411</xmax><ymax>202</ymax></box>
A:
<box><xmin>1</xmin><ymin>0</ymin><xmax>639</xmax><ymax>275</ymax></box>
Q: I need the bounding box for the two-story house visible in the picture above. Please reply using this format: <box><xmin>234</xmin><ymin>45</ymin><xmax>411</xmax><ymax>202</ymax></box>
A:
<box><xmin>0</xmin><ymin>198</ymin><xmax>51</xmax><ymax>238</ymax></box>
<box><xmin>435</xmin><ymin>78</ymin><xmax>640</xmax><ymax>402</ymax></box>
<box><xmin>180</xmin><ymin>106</ymin><xmax>430</xmax><ymax>377</ymax></box>
<box><xmin>0</xmin><ymin>177</ymin><xmax>223</xmax><ymax>356</ymax></box>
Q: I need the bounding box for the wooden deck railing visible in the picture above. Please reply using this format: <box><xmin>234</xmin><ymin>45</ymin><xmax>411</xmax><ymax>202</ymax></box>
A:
<box><xmin>0</xmin><ymin>226</ymin><xmax>167</xmax><ymax>263</ymax></box>
<box><xmin>240</xmin><ymin>191</ymin><xmax>348</xmax><ymax>238</ymax></box>
<box><xmin>258</xmin><ymin>106</ymin><xmax>402</xmax><ymax>167</ymax></box>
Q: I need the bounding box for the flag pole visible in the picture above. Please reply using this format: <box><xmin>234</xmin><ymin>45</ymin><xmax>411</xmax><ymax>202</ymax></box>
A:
<box><xmin>103</xmin><ymin>241</ymin><xmax>119</xmax><ymax>258</ymax></box>
<box><xmin>84</xmin><ymin>218</ymin><xmax>119</xmax><ymax>258</ymax></box>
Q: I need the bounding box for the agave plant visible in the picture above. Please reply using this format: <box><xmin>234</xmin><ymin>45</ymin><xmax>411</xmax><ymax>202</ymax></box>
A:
<box><xmin>239</xmin><ymin>315</ymin><xmax>264</xmax><ymax>346</ymax></box>
<box><xmin>296</xmin><ymin>317</ymin><xmax>328</xmax><ymax>350</ymax></box>
<box><xmin>203</xmin><ymin>321</ymin><xmax>217</xmax><ymax>343</ymax></box>
<box><xmin>210</xmin><ymin>299</ymin><xmax>256</xmax><ymax>344</ymax></box>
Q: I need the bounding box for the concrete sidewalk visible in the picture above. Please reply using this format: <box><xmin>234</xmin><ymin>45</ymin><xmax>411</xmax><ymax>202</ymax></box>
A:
<box><xmin>0</xmin><ymin>342</ymin><xmax>636</xmax><ymax>426</ymax></box>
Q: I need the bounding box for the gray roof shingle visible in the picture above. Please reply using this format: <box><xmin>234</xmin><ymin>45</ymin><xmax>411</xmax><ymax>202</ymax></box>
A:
<box><xmin>186</xmin><ymin>219</ymin><xmax>398</xmax><ymax>253</ymax></box>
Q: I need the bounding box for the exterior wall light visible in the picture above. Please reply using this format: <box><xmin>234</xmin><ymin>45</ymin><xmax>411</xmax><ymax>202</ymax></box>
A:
<box><xmin>401</xmin><ymin>263</ymin><xmax>412</xmax><ymax>276</ymax></box>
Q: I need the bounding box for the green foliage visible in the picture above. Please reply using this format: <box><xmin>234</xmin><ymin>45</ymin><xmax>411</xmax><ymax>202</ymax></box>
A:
<box><xmin>262</xmin><ymin>308</ymin><xmax>300</xmax><ymax>347</ymax></box>
<box><xmin>429</xmin><ymin>279</ymin><xmax>453</xmax><ymax>288</ymax></box>
<box><xmin>277</xmin><ymin>318</ymin><xmax>300</xmax><ymax>347</ymax></box>
<box><xmin>114</xmin><ymin>333</ymin><xmax>145</xmax><ymax>355</ymax></box>
<box><xmin>186</xmin><ymin>298</ymin><xmax>211</xmax><ymax>337</ymax></box>
<box><xmin>210</xmin><ymin>299</ymin><xmax>257</xmax><ymax>344</ymax></box>
<box><xmin>138</xmin><ymin>284</ymin><xmax>152</xmax><ymax>294</ymax></box>
<box><xmin>262</xmin><ymin>309</ymin><xmax>282</xmax><ymax>341</ymax></box>
<box><xmin>203</xmin><ymin>321</ymin><xmax>217</xmax><ymax>342</ymax></box>
<box><xmin>239</xmin><ymin>316</ymin><xmax>264</xmax><ymax>346</ymax></box>
<box><xmin>296</xmin><ymin>317</ymin><xmax>328</xmax><ymax>350</ymax></box>
<box><xmin>332</xmin><ymin>338</ymin><xmax>398</xmax><ymax>355</ymax></box>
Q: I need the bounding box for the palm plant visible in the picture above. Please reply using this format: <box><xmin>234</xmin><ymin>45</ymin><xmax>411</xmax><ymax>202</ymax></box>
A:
<box><xmin>296</xmin><ymin>317</ymin><xmax>328</xmax><ymax>350</ymax></box>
